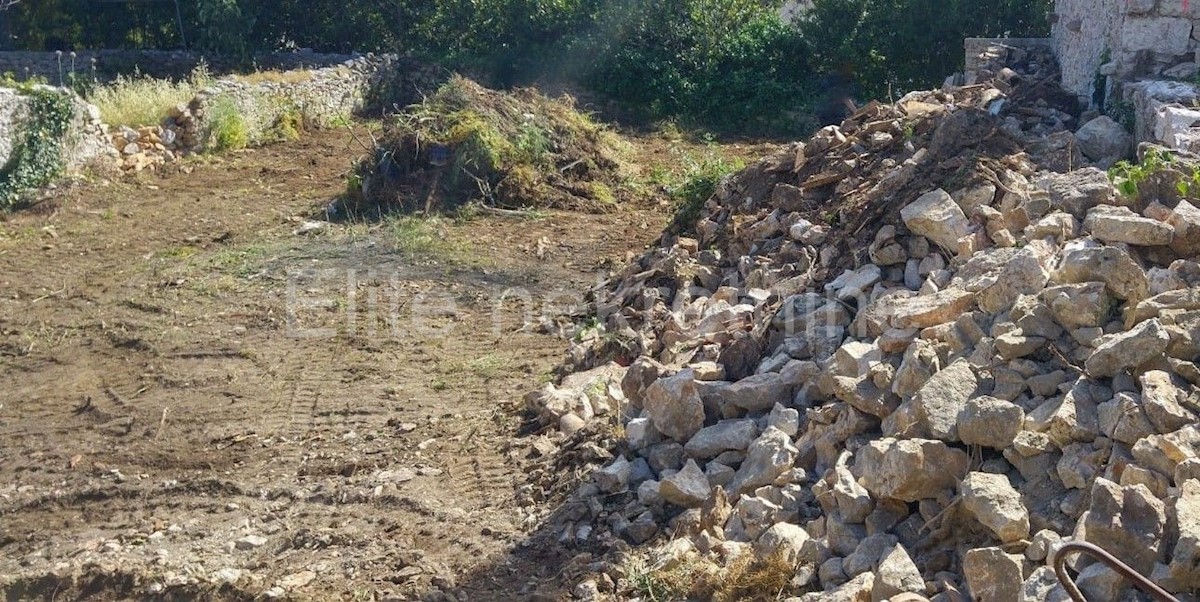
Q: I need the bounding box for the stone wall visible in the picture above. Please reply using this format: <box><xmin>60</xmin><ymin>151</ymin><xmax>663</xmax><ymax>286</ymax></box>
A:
<box><xmin>0</xmin><ymin>49</ymin><xmax>375</xmax><ymax>84</ymax></box>
<box><xmin>0</xmin><ymin>87</ymin><xmax>113</xmax><ymax>172</ymax></box>
<box><xmin>1052</xmin><ymin>0</ymin><xmax>1200</xmax><ymax>105</ymax></box>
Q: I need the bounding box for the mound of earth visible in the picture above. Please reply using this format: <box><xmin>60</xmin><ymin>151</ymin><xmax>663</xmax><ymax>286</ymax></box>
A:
<box><xmin>345</xmin><ymin>75</ymin><xmax>627</xmax><ymax>216</ymax></box>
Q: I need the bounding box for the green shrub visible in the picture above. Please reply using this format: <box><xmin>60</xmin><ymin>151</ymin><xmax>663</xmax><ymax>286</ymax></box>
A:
<box><xmin>207</xmin><ymin>97</ymin><xmax>249</xmax><ymax>152</ymax></box>
<box><xmin>0</xmin><ymin>87</ymin><xmax>74</xmax><ymax>210</ymax></box>
<box><xmin>669</xmin><ymin>150</ymin><xmax>743</xmax><ymax>233</ymax></box>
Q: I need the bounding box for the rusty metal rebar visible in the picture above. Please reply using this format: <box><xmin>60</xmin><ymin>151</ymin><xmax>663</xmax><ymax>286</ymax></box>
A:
<box><xmin>1051</xmin><ymin>540</ymin><xmax>1179</xmax><ymax>602</ymax></box>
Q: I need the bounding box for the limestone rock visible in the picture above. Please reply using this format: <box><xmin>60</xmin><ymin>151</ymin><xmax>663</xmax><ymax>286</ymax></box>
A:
<box><xmin>1169</xmin><ymin>479</ymin><xmax>1200</xmax><ymax>590</ymax></box>
<box><xmin>729</xmin><ymin>427</ymin><xmax>799</xmax><ymax>495</ymax></box>
<box><xmin>1075</xmin><ymin>115</ymin><xmax>1132</xmax><ymax>162</ymax></box>
<box><xmin>1052</xmin><ymin>242</ymin><xmax>1149</xmax><ymax>302</ymax></box>
<box><xmin>853</xmin><ymin>438</ymin><xmax>969</xmax><ymax>502</ymax></box>
<box><xmin>1041</xmin><ymin>282</ymin><xmax>1112</xmax><ymax>329</ymax></box>
<box><xmin>1168</xmin><ymin>200</ymin><xmax>1200</xmax><ymax>256</ymax></box>
<box><xmin>871</xmin><ymin>542</ymin><xmax>925</xmax><ymax>602</ymax></box>
<box><xmin>685</xmin><ymin>419</ymin><xmax>759</xmax><ymax>459</ymax></box>
<box><xmin>755</xmin><ymin>521</ymin><xmax>811</xmax><ymax>563</ymax></box>
<box><xmin>958</xmin><ymin>396</ymin><xmax>1024</xmax><ymax>449</ymax></box>
<box><xmin>1074</xmin><ymin>478</ymin><xmax>1166</xmax><ymax>574</ymax></box>
<box><xmin>660</xmin><ymin>459</ymin><xmax>712</xmax><ymax>508</ymax></box>
<box><xmin>901</xmin><ymin>188</ymin><xmax>972</xmax><ymax>250</ymax></box>
<box><xmin>1083</xmin><ymin>205</ymin><xmax>1173</xmax><ymax>246</ymax></box>
<box><xmin>964</xmin><ymin>547</ymin><xmax>1025</xmax><ymax>602</ymax></box>
<box><xmin>961</xmin><ymin>471</ymin><xmax>1031</xmax><ymax>544</ymax></box>
<box><xmin>1037</xmin><ymin>167</ymin><xmax>1118</xmax><ymax>217</ymax></box>
<box><xmin>911</xmin><ymin>359</ymin><xmax>978</xmax><ymax>442</ymax></box>
<box><xmin>643</xmin><ymin>369</ymin><xmax>705</xmax><ymax>441</ymax></box>
<box><xmin>1085</xmin><ymin>318</ymin><xmax>1170</xmax><ymax>377</ymax></box>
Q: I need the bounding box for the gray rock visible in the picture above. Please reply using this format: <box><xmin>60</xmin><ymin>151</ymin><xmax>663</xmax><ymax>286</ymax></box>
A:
<box><xmin>685</xmin><ymin>419</ymin><xmax>758</xmax><ymax>459</ymax></box>
<box><xmin>872</xmin><ymin>543</ymin><xmax>925</xmax><ymax>602</ymax></box>
<box><xmin>1037</xmin><ymin>167</ymin><xmax>1119</xmax><ymax>217</ymax></box>
<box><xmin>646</xmin><ymin>441</ymin><xmax>685</xmax><ymax>473</ymax></box>
<box><xmin>624</xmin><ymin>510</ymin><xmax>659</xmax><ymax>544</ymax></box>
<box><xmin>1020</xmin><ymin>566</ymin><xmax>1066</xmax><ymax>602</ymax></box>
<box><xmin>853</xmin><ymin>438</ymin><xmax>969</xmax><ymax>502</ymax></box>
<box><xmin>1073</xmin><ymin>478</ymin><xmax>1166</xmax><ymax>574</ymax></box>
<box><xmin>832</xmin><ymin>464</ymin><xmax>874</xmax><ymax>524</ymax></box>
<box><xmin>235</xmin><ymin>535</ymin><xmax>268</xmax><ymax>550</ymax></box>
<box><xmin>712</xmin><ymin>372</ymin><xmax>791</xmax><ymax>412</ymax></box>
<box><xmin>1041</xmin><ymin>282</ymin><xmax>1112</xmax><ymax>330</ymax></box>
<box><xmin>1097</xmin><ymin>393</ymin><xmax>1155</xmax><ymax>445</ymax></box>
<box><xmin>1169</xmin><ymin>200</ymin><xmax>1200</xmax><ymax>256</ymax></box>
<box><xmin>625</xmin><ymin>416</ymin><xmax>663</xmax><ymax>450</ymax></box>
<box><xmin>960</xmin><ymin>472</ymin><xmax>1030</xmax><ymax>544</ymax></box>
<box><xmin>1169</xmin><ymin>479</ymin><xmax>1200</xmax><ymax>590</ymax></box>
<box><xmin>659</xmin><ymin>459</ymin><xmax>711</xmax><ymax>508</ymax></box>
<box><xmin>1084</xmin><ymin>205</ymin><xmax>1174</xmax><ymax>246</ymax></box>
<box><xmin>643</xmin><ymin>369</ymin><xmax>705</xmax><ymax>441</ymax></box>
<box><xmin>594</xmin><ymin>455</ymin><xmax>632</xmax><ymax>493</ymax></box>
<box><xmin>1075</xmin><ymin>563</ymin><xmax>1126</xmax><ymax>602</ymax></box>
<box><xmin>1075</xmin><ymin>116</ymin><xmax>1132</xmax><ymax>162</ymax></box>
<box><xmin>901</xmin><ymin>188</ymin><xmax>972</xmax><ymax>250</ymax></box>
<box><xmin>912</xmin><ymin>359</ymin><xmax>978</xmax><ymax>442</ymax></box>
<box><xmin>1132</xmin><ymin>424</ymin><xmax>1200</xmax><ymax>477</ymax></box>
<box><xmin>843</xmin><ymin>533</ymin><xmax>897</xmax><ymax>577</ymax></box>
<box><xmin>754</xmin><ymin>522</ymin><xmax>810</xmax><ymax>563</ymax></box>
<box><xmin>729</xmin><ymin>427</ymin><xmax>799</xmax><ymax>495</ymax></box>
<box><xmin>958</xmin><ymin>396</ymin><xmax>1024</xmax><ymax>449</ymax></box>
<box><xmin>1052</xmin><ymin>242</ymin><xmax>1149</xmax><ymax>303</ymax></box>
<box><xmin>964</xmin><ymin>547</ymin><xmax>1025</xmax><ymax>602</ymax></box>
<box><xmin>1026</xmin><ymin>529</ymin><xmax>1063</xmax><ymax>562</ymax></box>
<box><xmin>995</xmin><ymin>331</ymin><xmax>1046</xmax><ymax>359</ymax></box>
<box><xmin>1085</xmin><ymin>318</ymin><xmax>1170</xmax><ymax>377</ymax></box>
<box><xmin>768</xmin><ymin>403</ymin><xmax>801</xmax><ymax>437</ymax></box>
<box><xmin>1139</xmin><ymin>369</ymin><xmax>1197</xmax><ymax>433</ymax></box>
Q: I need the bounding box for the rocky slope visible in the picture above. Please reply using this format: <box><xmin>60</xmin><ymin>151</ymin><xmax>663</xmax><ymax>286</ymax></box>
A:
<box><xmin>526</xmin><ymin>44</ymin><xmax>1200</xmax><ymax>600</ymax></box>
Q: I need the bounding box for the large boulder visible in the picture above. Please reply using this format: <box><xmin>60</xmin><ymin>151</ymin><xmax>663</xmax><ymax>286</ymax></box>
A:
<box><xmin>1073</xmin><ymin>478</ymin><xmax>1167</xmax><ymax>574</ymax></box>
<box><xmin>1083</xmin><ymin>205</ymin><xmax>1174</xmax><ymax>246</ymax></box>
<box><xmin>1085</xmin><ymin>318</ymin><xmax>1170</xmax><ymax>378</ymax></box>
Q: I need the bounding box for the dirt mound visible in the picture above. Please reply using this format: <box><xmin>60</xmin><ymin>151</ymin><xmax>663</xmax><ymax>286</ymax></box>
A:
<box><xmin>345</xmin><ymin>75</ymin><xmax>627</xmax><ymax>216</ymax></box>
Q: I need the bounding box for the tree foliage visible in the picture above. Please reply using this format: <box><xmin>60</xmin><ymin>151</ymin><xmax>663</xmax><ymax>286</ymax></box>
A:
<box><xmin>3</xmin><ymin>0</ymin><xmax>1050</xmax><ymax>132</ymax></box>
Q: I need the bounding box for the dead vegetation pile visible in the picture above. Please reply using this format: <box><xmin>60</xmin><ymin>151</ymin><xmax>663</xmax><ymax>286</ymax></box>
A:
<box><xmin>346</xmin><ymin>75</ymin><xmax>627</xmax><ymax>215</ymax></box>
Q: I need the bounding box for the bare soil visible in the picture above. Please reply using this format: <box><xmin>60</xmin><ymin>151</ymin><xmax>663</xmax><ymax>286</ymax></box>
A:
<box><xmin>0</xmin><ymin>127</ymin><xmax>676</xmax><ymax>601</ymax></box>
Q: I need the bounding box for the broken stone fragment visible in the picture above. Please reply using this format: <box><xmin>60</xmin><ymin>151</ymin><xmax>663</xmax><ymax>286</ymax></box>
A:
<box><xmin>1036</xmin><ymin>167</ymin><xmax>1119</xmax><ymax>217</ymax></box>
<box><xmin>1073</xmin><ymin>478</ymin><xmax>1166</xmax><ymax>575</ymax></box>
<box><xmin>960</xmin><ymin>472</ymin><xmax>1030</xmax><ymax>544</ymax></box>
<box><xmin>901</xmin><ymin>188</ymin><xmax>972</xmax><ymax>250</ymax></box>
<box><xmin>852</xmin><ymin>438</ymin><xmax>969</xmax><ymax>502</ymax></box>
<box><xmin>1084</xmin><ymin>318</ymin><xmax>1170</xmax><ymax>378</ymax></box>
<box><xmin>911</xmin><ymin>359</ymin><xmax>978</xmax><ymax>442</ymax></box>
<box><xmin>659</xmin><ymin>459</ymin><xmax>711</xmax><ymax>508</ymax></box>
<box><xmin>642</xmin><ymin>369</ymin><xmax>705</xmax><ymax>441</ymax></box>
<box><xmin>1075</xmin><ymin>115</ymin><xmax>1132</xmax><ymax>163</ymax></box>
<box><xmin>1041</xmin><ymin>282</ymin><xmax>1111</xmax><ymax>330</ymax></box>
<box><xmin>963</xmin><ymin>547</ymin><xmax>1026</xmax><ymax>602</ymax></box>
<box><xmin>1083</xmin><ymin>204</ymin><xmax>1174</xmax><ymax>246</ymax></box>
<box><xmin>1052</xmin><ymin>241</ymin><xmax>1149</xmax><ymax>303</ymax></box>
<box><xmin>958</xmin><ymin>395</ymin><xmax>1024</xmax><ymax>450</ymax></box>
<box><xmin>684</xmin><ymin>419</ymin><xmax>758</xmax><ymax>459</ymax></box>
<box><xmin>729</xmin><ymin>427</ymin><xmax>799</xmax><ymax>495</ymax></box>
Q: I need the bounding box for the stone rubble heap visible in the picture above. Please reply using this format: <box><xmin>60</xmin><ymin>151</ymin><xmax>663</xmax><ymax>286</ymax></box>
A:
<box><xmin>109</xmin><ymin>122</ymin><xmax>186</xmax><ymax>173</ymax></box>
<box><xmin>527</xmin><ymin>45</ymin><xmax>1200</xmax><ymax>600</ymax></box>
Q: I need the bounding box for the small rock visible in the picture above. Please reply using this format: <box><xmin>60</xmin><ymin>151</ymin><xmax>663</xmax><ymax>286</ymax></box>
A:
<box><xmin>1085</xmin><ymin>318</ymin><xmax>1169</xmax><ymax>377</ymax></box>
<box><xmin>960</xmin><ymin>472</ymin><xmax>1030</xmax><ymax>544</ymax></box>
<box><xmin>853</xmin><ymin>438</ymin><xmax>969</xmax><ymax>502</ymax></box>
<box><xmin>963</xmin><ymin>547</ymin><xmax>1025</xmax><ymax>602</ymax></box>
<box><xmin>643</xmin><ymin>370</ymin><xmax>706</xmax><ymax>441</ymax></box>
<box><xmin>1083</xmin><ymin>205</ymin><xmax>1173</xmax><ymax>246</ymax></box>
<box><xmin>901</xmin><ymin>188</ymin><xmax>972</xmax><ymax>250</ymax></box>
<box><xmin>235</xmin><ymin>534</ymin><xmax>268</xmax><ymax>550</ymax></box>
<box><xmin>660</xmin><ymin>459</ymin><xmax>711</xmax><ymax>508</ymax></box>
<box><xmin>958</xmin><ymin>396</ymin><xmax>1024</xmax><ymax>450</ymax></box>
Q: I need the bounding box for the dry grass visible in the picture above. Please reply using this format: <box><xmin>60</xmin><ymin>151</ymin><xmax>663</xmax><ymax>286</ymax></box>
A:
<box><xmin>230</xmin><ymin>70</ymin><xmax>314</xmax><ymax>85</ymax></box>
<box><xmin>90</xmin><ymin>65</ymin><xmax>211</xmax><ymax>127</ymax></box>
<box><xmin>624</xmin><ymin>547</ymin><xmax>798</xmax><ymax>602</ymax></box>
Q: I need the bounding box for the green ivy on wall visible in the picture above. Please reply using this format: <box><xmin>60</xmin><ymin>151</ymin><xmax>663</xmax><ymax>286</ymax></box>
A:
<box><xmin>0</xmin><ymin>86</ymin><xmax>73</xmax><ymax>210</ymax></box>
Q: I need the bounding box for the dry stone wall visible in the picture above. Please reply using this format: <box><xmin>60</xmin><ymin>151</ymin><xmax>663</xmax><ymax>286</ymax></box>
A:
<box><xmin>0</xmin><ymin>86</ymin><xmax>113</xmax><ymax>171</ymax></box>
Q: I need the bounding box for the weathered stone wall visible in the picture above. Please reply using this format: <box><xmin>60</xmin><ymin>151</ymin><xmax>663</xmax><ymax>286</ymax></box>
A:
<box><xmin>0</xmin><ymin>49</ymin><xmax>372</xmax><ymax>84</ymax></box>
<box><xmin>1052</xmin><ymin>0</ymin><xmax>1200</xmax><ymax>105</ymax></box>
<box><xmin>0</xmin><ymin>87</ymin><xmax>113</xmax><ymax>172</ymax></box>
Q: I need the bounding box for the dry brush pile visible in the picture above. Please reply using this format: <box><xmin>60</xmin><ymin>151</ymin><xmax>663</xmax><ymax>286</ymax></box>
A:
<box><xmin>521</xmin><ymin>45</ymin><xmax>1200</xmax><ymax>601</ymax></box>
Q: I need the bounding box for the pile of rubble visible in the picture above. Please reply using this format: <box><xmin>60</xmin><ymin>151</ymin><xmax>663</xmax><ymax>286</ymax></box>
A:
<box><xmin>525</xmin><ymin>44</ymin><xmax>1200</xmax><ymax>600</ymax></box>
<box><xmin>109</xmin><ymin>120</ymin><xmax>188</xmax><ymax>173</ymax></box>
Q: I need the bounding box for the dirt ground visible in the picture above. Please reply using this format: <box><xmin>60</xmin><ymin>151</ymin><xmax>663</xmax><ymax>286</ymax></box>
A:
<box><xmin>0</xmin><ymin>126</ymin><xmax>693</xmax><ymax>601</ymax></box>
